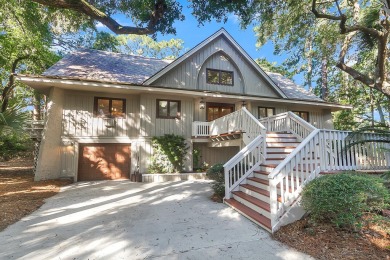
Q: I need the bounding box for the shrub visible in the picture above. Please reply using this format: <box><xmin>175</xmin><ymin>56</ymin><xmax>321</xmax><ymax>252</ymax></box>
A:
<box><xmin>148</xmin><ymin>134</ymin><xmax>189</xmax><ymax>173</ymax></box>
<box><xmin>302</xmin><ymin>173</ymin><xmax>389</xmax><ymax>230</ymax></box>
<box><xmin>0</xmin><ymin>130</ymin><xmax>32</xmax><ymax>161</ymax></box>
<box><xmin>206</xmin><ymin>163</ymin><xmax>225</xmax><ymax>197</ymax></box>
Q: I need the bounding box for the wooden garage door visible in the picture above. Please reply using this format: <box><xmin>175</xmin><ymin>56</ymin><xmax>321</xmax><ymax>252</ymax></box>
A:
<box><xmin>78</xmin><ymin>144</ymin><xmax>130</xmax><ymax>181</ymax></box>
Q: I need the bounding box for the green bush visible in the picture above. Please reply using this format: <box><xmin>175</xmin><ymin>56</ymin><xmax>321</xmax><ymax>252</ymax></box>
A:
<box><xmin>302</xmin><ymin>173</ymin><xmax>389</xmax><ymax>230</ymax></box>
<box><xmin>206</xmin><ymin>163</ymin><xmax>225</xmax><ymax>197</ymax></box>
<box><xmin>148</xmin><ymin>134</ymin><xmax>189</xmax><ymax>173</ymax></box>
<box><xmin>0</xmin><ymin>130</ymin><xmax>32</xmax><ymax>161</ymax></box>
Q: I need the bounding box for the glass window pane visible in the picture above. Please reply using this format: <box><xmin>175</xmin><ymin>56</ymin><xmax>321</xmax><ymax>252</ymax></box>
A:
<box><xmin>259</xmin><ymin>107</ymin><xmax>266</xmax><ymax>118</ymax></box>
<box><xmin>112</xmin><ymin>99</ymin><xmax>124</xmax><ymax>117</ymax></box>
<box><xmin>220</xmin><ymin>71</ymin><xmax>233</xmax><ymax>85</ymax></box>
<box><xmin>207</xmin><ymin>70</ymin><xmax>219</xmax><ymax>84</ymax></box>
<box><xmin>221</xmin><ymin>107</ymin><xmax>233</xmax><ymax>117</ymax></box>
<box><xmin>158</xmin><ymin>101</ymin><xmax>168</xmax><ymax>117</ymax></box>
<box><xmin>169</xmin><ymin>101</ymin><xmax>179</xmax><ymax>117</ymax></box>
<box><xmin>97</xmin><ymin>99</ymin><xmax>110</xmax><ymax>117</ymax></box>
<box><xmin>267</xmin><ymin>108</ymin><xmax>275</xmax><ymax>117</ymax></box>
<box><xmin>301</xmin><ymin>112</ymin><xmax>309</xmax><ymax>121</ymax></box>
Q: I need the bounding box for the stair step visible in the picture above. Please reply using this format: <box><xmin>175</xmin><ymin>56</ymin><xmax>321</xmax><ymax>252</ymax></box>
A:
<box><xmin>232</xmin><ymin>191</ymin><xmax>271</xmax><ymax>212</ymax></box>
<box><xmin>224</xmin><ymin>198</ymin><xmax>271</xmax><ymax>231</ymax></box>
<box><xmin>266</xmin><ymin>147</ymin><xmax>296</xmax><ymax>153</ymax></box>
<box><xmin>248</xmin><ymin>176</ymin><xmax>269</xmax><ymax>185</ymax></box>
<box><xmin>240</xmin><ymin>184</ymin><xmax>270</xmax><ymax>197</ymax></box>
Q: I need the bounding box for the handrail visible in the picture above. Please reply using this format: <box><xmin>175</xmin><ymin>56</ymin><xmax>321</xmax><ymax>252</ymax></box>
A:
<box><xmin>209</xmin><ymin>107</ymin><xmax>266</xmax><ymax>145</ymax></box>
<box><xmin>224</xmin><ymin>135</ymin><xmax>265</xmax><ymax>199</ymax></box>
<box><xmin>287</xmin><ymin>111</ymin><xmax>316</xmax><ymax>132</ymax></box>
<box><xmin>268</xmin><ymin>129</ymin><xmax>320</xmax><ymax>180</ymax></box>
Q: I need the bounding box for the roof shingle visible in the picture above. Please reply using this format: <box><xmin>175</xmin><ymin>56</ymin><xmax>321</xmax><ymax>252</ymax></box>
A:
<box><xmin>43</xmin><ymin>48</ymin><xmax>323</xmax><ymax>102</ymax></box>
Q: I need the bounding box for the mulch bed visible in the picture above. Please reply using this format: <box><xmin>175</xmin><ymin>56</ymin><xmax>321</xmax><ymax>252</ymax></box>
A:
<box><xmin>0</xmin><ymin>158</ymin><xmax>72</xmax><ymax>231</ymax></box>
<box><xmin>273</xmin><ymin>217</ymin><xmax>390</xmax><ymax>260</ymax></box>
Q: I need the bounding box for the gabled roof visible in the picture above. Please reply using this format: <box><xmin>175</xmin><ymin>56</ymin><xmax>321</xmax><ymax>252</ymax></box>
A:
<box><xmin>266</xmin><ymin>72</ymin><xmax>323</xmax><ymax>102</ymax></box>
<box><xmin>43</xmin><ymin>49</ymin><xmax>172</xmax><ymax>84</ymax></box>
<box><xmin>40</xmin><ymin>29</ymin><xmax>325</xmax><ymax>103</ymax></box>
<box><xmin>143</xmin><ymin>28</ymin><xmax>287</xmax><ymax>98</ymax></box>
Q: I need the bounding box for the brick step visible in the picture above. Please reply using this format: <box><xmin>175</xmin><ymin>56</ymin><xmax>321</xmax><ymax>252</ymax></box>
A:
<box><xmin>224</xmin><ymin>198</ymin><xmax>271</xmax><ymax>231</ymax></box>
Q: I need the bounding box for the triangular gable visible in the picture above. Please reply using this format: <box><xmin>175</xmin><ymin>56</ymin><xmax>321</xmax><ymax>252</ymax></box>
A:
<box><xmin>144</xmin><ymin>28</ymin><xmax>287</xmax><ymax>98</ymax></box>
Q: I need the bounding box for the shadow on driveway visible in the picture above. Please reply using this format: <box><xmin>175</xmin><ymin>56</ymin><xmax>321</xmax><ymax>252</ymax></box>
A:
<box><xmin>0</xmin><ymin>180</ymin><xmax>312</xmax><ymax>259</ymax></box>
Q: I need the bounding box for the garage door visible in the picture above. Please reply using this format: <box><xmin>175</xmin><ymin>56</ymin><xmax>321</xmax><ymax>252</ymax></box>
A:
<box><xmin>78</xmin><ymin>144</ymin><xmax>130</xmax><ymax>181</ymax></box>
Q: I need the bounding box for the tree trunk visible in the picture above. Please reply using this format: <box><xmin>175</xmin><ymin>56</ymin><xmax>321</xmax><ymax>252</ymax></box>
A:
<box><xmin>321</xmin><ymin>56</ymin><xmax>329</xmax><ymax>101</ymax></box>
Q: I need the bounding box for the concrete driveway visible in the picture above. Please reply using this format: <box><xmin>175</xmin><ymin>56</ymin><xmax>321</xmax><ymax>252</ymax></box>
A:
<box><xmin>0</xmin><ymin>180</ymin><xmax>312</xmax><ymax>259</ymax></box>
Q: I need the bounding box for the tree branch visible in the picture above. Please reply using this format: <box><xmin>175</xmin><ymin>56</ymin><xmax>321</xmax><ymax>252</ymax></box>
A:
<box><xmin>1</xmin><ymin>55</ymin><xmax>31</xmax><ymax>113</ymax></box>
<box><xmin>31</xmin><ymin>0</ymin><xmax>167</xmax><ymax>35</ymax></box>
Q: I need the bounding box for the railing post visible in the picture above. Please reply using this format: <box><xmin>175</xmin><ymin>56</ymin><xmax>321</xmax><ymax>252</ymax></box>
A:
<box><xmin>269</xmin><ymin>179</ymin><xmax>278</xmax><ymax>232</ymax></box>
<box><xmin>224</xmin><ymin>167</ymin><xmax>230</xmax><ymax>199</ymax></box>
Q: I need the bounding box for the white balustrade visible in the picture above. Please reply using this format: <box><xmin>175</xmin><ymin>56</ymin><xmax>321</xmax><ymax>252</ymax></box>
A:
<box><xmin>192</xmin><ymin>121</ymin><xmax>210</xmax><ymax>137</ymax></box>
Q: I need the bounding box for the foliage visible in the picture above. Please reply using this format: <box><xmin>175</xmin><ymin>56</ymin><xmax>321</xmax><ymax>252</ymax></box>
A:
<box><xmin>206</xmin><ymin>163</ymin><xmax>225</xmax><ymax>197</ymax></box>
<box><xmin>148</xmin><ymin>134</ymin><xmax>189</xmax><ymax>173</ymax></box>
<box><xmin>302</xmin><ymin>173</ymin><xmax>389</xmax><ymax>230</ymax></box>
<box><xmin>0</xmin><ymin>130</ymin><xmax>32</xmax><ymax>161</ymax></box>
<box><xmin>255</xmin><ymin>58</ymin><xmax>294</xmax><ymax>79</ymax></box>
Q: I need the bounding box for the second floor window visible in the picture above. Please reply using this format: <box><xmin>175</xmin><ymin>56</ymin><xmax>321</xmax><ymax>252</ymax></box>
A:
<box><xmin>94</xmin><ymin>97</ymin><xmax>126</xmax><ymax>118</ymax></box>
<box><xmin>157</xmin><ymin>99</ymin><xmax>181</xmax><ymax>119</ymax></box>
<box><xmin>206</xmin><ymin>69</ymin><xmax>234</xmax><ymax>85</ymax></box>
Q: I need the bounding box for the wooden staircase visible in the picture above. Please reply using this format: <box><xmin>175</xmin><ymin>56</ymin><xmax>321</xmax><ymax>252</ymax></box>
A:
<box><xmin>224</xmin><ymin>131</ymin><xmax>300</xmax><ymax>232</ymax></box>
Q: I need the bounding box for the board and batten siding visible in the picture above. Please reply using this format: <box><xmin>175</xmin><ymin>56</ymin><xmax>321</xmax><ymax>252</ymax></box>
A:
<box><xmin>62</xmin><ymin>91</ymin><xmax>139</xmax><ymax>138</ymax></box>
<box><xmin>139</xmin><ymin>94</ymin><xmax>194</xmax><ymax>138</ymax></box>
<box><xmin>193</xmin><ymin>143</ymin><xmax>239</xmax><ymax>167</ymax></box>
<box><xmin>151</xmin><ymin>36</ymin><xmax>280</xmax><ymax>98</ymax></box>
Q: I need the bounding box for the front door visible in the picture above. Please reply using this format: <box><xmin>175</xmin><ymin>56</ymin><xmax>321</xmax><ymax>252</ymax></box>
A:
<box><xmin>206</xmin><ymin>103</ymin><xmax>235</xmax><ymax>121</ymax></box>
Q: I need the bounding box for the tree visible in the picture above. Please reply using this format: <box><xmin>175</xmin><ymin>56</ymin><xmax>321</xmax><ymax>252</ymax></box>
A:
<box><xmin>30</xmin><ymin>0</ymin><xmax>184</xmax><ymax>35</ymax></box>
<box><xmin>0</xmin><ymin>0</ymin><xmax>60</xmax><ymax>113</ymax></box>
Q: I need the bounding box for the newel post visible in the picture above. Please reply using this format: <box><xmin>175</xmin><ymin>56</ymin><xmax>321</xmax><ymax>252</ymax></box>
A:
<box><xmin>269</xmin><ymin>178</ymin><xmax>278</xmax><ymax>232</ymax></box>
<box><xmin>224</xmin><ymin>167</ymin><xmax>230</xmax><ymax>199</ymax></box>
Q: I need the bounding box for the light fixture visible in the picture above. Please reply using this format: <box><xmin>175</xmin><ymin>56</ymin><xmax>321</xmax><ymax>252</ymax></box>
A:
<box><xmin>242</xmin><ymin>101</ymin><xmax>247</xmax><ymax>108</ymax></box>
<box><xmin>199</xmin><ymin>98</ymin><xmax>205</xmax><ymax>109</ymax></box>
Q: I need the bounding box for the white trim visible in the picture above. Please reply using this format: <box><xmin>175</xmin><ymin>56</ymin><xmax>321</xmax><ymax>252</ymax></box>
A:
<box><xmin>17</xmin><ymin>76</ymin><xmax>352</xmax><ymax>110</ymax></box>
<box><xmin>143</xmin><ymin>28</ymin><xmax>288</xmax><ymax>98</ymax></box>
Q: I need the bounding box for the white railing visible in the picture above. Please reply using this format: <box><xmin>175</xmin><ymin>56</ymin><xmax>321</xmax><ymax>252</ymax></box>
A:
<box><xmin>268</xmin><ymin>128</ymin><xmax>390</xmax><ymax>232</ymax></box>
<box><xmin>210</xmin><ymin>107</ymin><xmax>266</xmax><ymax>145</ymax></box>
<box><xmin>192</xmin><ymin>121</ymin><xmax>210</xmax><ymax>137</ymax></box>
<box><xmin>260</xmin><ymin>112</ymin><xmax>316</xmax><ymax>140</ymax></box>
<box><xmin>319</xmin><ymin>130</ymin><xmax>390</xmax><ymax>171</ymax></box>
<box><xmin>224</xmin><ymin>135</ymin><xmax>266</xmax><ymax>199</ymax></box>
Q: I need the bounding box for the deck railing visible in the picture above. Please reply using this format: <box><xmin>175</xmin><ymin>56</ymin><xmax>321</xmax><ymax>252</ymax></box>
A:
<box><xmin>259</xmin><ymin>111</ymin><xmax>316</xmax><ymax>140</ymax></box>
<box><xmin>192</xmin><ymin>121</ymin><xmax>210</xmax><ymax>137</ymax></box>
<box><xmin>25</xmin><ymin>120</ymin><xmax>45</xmax><ymax>140</ymax></box>
<box><xmin>268</xmin><ymin>128</ymin><xmax>390</xmax><ymax>232</ymax></box>
<box><xmin>210</xmin><ymin>107</ymin><xmax>266</xmax><ymax>145</ymax></box>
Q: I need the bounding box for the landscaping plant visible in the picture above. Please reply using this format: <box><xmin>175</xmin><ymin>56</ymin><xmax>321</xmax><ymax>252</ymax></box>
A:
<box><xmin>302</xmin><ymin>173</ymin><xmax>389</xmax><ymax>231</ymax></box>
<box><xmin>148</xmin><ymin>134</ymin><xmax>189</xmax><ymax>173</ymax></box>
<box><xmin>206</xmin><ymin>163</ymin><xmax>225</xmax><ymax>198</ymax></box>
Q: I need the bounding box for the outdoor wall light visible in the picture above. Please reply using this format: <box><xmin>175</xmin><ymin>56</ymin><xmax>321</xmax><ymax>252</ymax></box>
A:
<box><xmin>242</xmin><ymin>101</ymin><xmax>247</xmax><ymax>108</ymax></box>
<box><xmin>199</xmin><ymin>98</ymin><xmax>205</xmax><ymax>109</ymax></box>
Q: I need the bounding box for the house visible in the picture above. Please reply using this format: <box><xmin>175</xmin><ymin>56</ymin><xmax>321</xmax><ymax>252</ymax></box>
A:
<box><xmin>18</xmin><ymin>28</ymin><xmax>389</xmax><ymax>232</ymax></box>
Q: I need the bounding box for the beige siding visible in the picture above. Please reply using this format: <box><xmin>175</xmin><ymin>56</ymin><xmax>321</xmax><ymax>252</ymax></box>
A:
<box><xmin>194</xmin><ymin>143</ymin><xmax>239</xmax><ymax>167</ymax></box>
<box><xmin>62</xmin><ymin>91</ymin><xmax>139</xmax><ymax>138</ymax></box>
<box><xmin>151</xmin><ymin>36</ymin><xmax>279</xmax><ymax>98</ymax></box>
<box><xmin>140</xmin><ymin>94</ymin><xmax>194</xmax><ymax>137</ymax></box>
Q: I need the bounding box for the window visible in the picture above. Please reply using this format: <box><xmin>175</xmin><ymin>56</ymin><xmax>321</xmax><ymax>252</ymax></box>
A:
<box><xmin>258</xmin><ymin>107</ymin><xmax>275</xmax><ymax>119</ymax></box>
<box><xmin>293</xmin><ymin>111</ymin><xmax>310</xmax><ymax>122</ymax></box>
<box><xmin>206</xmin><ymin>69</ymin><xmax>233</xmax><ymax>85</ymax></box>
<box><xmin>157</xmin><ymin>99</ymin><xmax>181</xmax><ymax>119</ymax></box>
<box><xmin>94</xmin><ymin>97</ymin><xmax>126</xmax><ymax>118</ymax></box>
